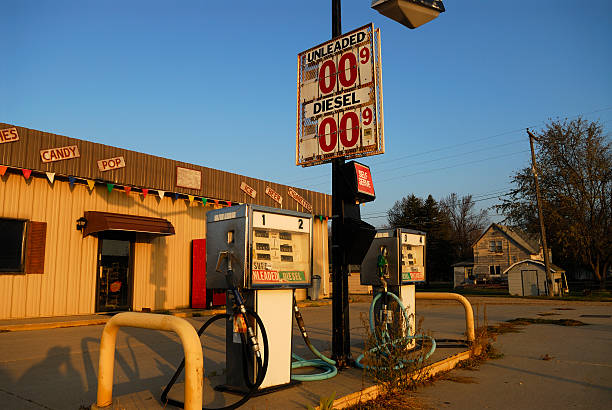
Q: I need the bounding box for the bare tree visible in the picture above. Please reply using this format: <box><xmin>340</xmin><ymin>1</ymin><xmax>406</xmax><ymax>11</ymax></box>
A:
<box><xmin>439</xmin><ymin>193</ymin><xmax>488</xmax><ymax>261</ymax></box>
<box><xmin>498</xmin><ymin>117</ymin><xmax>611</xmax><ymax>289</ymax></box>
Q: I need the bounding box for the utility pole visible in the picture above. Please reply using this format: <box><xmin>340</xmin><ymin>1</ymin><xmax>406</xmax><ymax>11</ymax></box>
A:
<box><xmin>527</xmin><ymin>129</ymin><xmax>554</xmax><ymax>296</ymax></box>
<box><xmin>330</xmin><ymin>0</ymin><xmax>352</xmax><ymax>368</ymax></box>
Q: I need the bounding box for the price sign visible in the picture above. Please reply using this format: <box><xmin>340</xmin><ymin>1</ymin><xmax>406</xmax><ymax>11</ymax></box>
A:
<box><xmin>296</xmin><ymin>23</ymin><xmax>384</xmax><ymax>167</ymax></box>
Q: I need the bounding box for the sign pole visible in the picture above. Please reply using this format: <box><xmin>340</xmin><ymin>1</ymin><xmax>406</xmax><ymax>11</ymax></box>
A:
<box><xmin>330</xmin><ymin>0</ymin><xmax>352</xmax><ymax>368</ymax></box>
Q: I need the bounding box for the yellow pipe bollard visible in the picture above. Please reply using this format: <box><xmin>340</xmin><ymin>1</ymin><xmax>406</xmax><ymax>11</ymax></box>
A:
<box><xmin>415</xmin><ymin>292</ymin><xmax>475</xmax><ymax>342</ymax></box>
<box><xmin>94</xmin><ymin>312</ymin><xmax>203</xmax><ymax>410</ymax></box>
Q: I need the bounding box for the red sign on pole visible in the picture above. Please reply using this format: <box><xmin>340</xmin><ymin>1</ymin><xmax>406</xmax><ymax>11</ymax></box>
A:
<box><xmin>354</xmin><ymin>163</ymin><xmax>375</xmax><ymax>196</ymax></box>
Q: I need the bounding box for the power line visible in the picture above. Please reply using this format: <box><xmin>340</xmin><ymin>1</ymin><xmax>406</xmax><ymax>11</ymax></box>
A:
<box><xmin>282</xmin><ymin>106</ymin><xmax>612</xmax><ymax>187</ymax></box>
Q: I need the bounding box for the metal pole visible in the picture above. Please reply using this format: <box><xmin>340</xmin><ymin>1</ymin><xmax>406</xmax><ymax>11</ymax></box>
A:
<box><xmin>527</xmin><ymin>129</ymin><xmax>554</xmax><ymax>296</ymax></box>
<box><xmin>330</xmin><ymin>0</ymin><xmax>351</xmax><ymax>367</ymax></box>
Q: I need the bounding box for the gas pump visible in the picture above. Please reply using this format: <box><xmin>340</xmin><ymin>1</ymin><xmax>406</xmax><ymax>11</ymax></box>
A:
<box><xmin>205</xmin><ymin>204</ymin><xmax>313</xmax><ymax>391</ymax></box>
<box><xmin>357</xmin><ymin>228</ymin><xmax>434</xmax><ymax>368</ymax></box>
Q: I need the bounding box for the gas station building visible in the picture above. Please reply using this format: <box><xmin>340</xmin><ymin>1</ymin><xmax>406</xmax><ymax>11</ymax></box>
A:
<box><xmin>0</xmin><ymin>123</ymin><xmax>330</xmax><ymax>319</ymax></box>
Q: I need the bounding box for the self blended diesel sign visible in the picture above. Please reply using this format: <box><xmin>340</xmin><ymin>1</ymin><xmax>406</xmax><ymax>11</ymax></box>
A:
<box><xmin>296</xmin><ymin>24</ymin><xmax>384</xmax><ymax>167</ymax></box>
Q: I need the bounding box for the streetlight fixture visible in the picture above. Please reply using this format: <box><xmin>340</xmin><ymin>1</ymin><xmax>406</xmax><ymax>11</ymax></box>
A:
<box><xmin>371</xmin><ymin>0</ymin><xmax>445</xmax><ymax>29</ymax></box>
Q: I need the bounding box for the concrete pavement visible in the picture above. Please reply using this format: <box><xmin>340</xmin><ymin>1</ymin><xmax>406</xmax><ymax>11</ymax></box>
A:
<box><xmin>0</xmin><ymin>297</ymin><xmax>610</xmax><ymax>409</ymax></box>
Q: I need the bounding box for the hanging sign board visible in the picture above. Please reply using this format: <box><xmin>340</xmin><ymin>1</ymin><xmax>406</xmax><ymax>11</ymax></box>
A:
<box><xmin>240</xmin><ymin>181</ymin><xmax>257</xmax><ymax>199</ymax></box>
<box><xmin>0</xmin><ymin>127</ymin><xmax>19</xmax><ymax>144</ymax></box>
<box><xmin>288</xmin><ymin>188</ymin><xmax>313</xmax><ymax>213</ymax></box>
<box><xmin>40</xmin><ymin>145</ymin><xmax>80</xmax><ymax>163</ymax></box>
<box><xmin>97</xmin><ymin>156</ymin><xmax>126</xmax><ymax>172</ymax></box>
<box><xmin>296</xmin><ymin>23</ymin><xmax>384</xmax><ymax>167</ymax></box>
<box><xmin>265</xmin><ymin>186</ymin><xmax>283</xmax><ymax>205</ymax></box>
<box><xmin>176</xmin><ymin>166</ymin><xmax>201</xmax><ymax>190</ymax></box>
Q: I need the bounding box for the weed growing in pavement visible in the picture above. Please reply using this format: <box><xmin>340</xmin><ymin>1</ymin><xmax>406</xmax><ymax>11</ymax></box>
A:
<box><xmin>308</xmin><ymin>391</ymin><xmax>336</xmax><ymax>410</ymax></box>
<box><xmin>358</xmin><ymin>304</ymin><xmax>434</xmax><ymax>394</ymax></box>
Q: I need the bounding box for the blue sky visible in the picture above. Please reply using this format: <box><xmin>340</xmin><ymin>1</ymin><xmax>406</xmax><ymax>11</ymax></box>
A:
<box><xmin>2</xmin><ymin>0</ymin><xmax>611</xmax><ymax>227</ymax></box>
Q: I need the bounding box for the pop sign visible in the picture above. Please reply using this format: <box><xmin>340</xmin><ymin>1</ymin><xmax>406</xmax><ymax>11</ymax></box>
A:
<box><xmin>296</xmin><ymin>23</ymin><xmax>384</xmax><ymax>167</ymax></box>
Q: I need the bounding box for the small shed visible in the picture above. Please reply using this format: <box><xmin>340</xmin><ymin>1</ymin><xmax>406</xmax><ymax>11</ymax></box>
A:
<box><xmin>505</xmin><ymin>260</ymin><xmax>565</xmax><ymax>296</ymax></box>
<box><xmin>452</xmin><ymin>261</ymin><xmax>474</xmax><ymax>288</ymax></box>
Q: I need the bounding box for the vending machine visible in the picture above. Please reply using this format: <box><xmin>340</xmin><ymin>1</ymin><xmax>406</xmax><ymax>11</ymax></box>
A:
<box><xmin>206</xmin><ymin>204</ymin><xmax>312</xmax><ymax>391</ymax></box>
<box><xmin>360</xmin><ymin>228</ymin><xmax>426</xmax><ymax>341</ymax></box>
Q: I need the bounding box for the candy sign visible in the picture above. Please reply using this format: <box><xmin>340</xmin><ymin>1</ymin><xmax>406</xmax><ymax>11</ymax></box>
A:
<box><xmin>296</xmin><ymin>23</ymin><xmax>384</xmax><ymax>167</ymax></box>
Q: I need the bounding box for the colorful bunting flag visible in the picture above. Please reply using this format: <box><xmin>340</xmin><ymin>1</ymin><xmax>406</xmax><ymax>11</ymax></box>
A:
<box><xmin>187</xmin><ymin>195</ymin><xmax>194</xmax><ymax>203</ymax></box>
<box><xmin>201</xmin><ymin>198</ymin><xmax>208</xmax><ymax>206</ymax></box>
<box><xmin>174</xmin><ymin>193</ymin><xmax>179</xmax><ymax>200</ymax></box>
<box><xmin>0</xmin><ymin>166</ymin><xmax>7</xmax><ymax>176</ymax></box>
<box><xmin>87</xmin><ymin>180</ymin><xmax>95</xmax><ymax>191</ymax></box>
<box><xmin>46</xmin><ymin>172</ymin><xmax>55</xmax><ymax>184</ymax></box>
<box><xmin>142</xmin><ymin>188</ymin><xmax>148</xmax><ymax>198</ymax></box>
<box><xmin>319</xmin><ymin>215</ymin><xmax>323</xmax><ymax>222</ymax></box>
<box><xmin>107</xmin><ymin>183</ymin><xmax>114</xmax><ymax>193</ymax></box>
<box><xmin>214</xmin><ymin>199</ymin><xmax>219</xmax><ymax>206</ymax></box>
<box><xmin>22</xmin><ymin>169</ymin><xmax>32</xmax><ymax>180</ymax></box>
<box><xmin>157</xmin><ymin>190</ymin><xmax>165</xmax><ymax>199</ymax></box>
<box><xmin>68</xmin><ymin>176</ymin><xmax>76</xmax><ymax>188</ymax></box>
<box><xmin>124</xmin><ymin>186</ymin><xmax>131</xmax><ymax>195</ymax></box>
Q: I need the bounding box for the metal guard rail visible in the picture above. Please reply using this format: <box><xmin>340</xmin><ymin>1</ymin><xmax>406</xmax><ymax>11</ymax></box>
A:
<box><xmin>415</xmin><ymin>292</ymin><xmax>475</xmax><ymax>342</ymax></box>
<box><xmin>94</xmin><ymin>312</ymin><xmax>203</xmax><ymax>410</ymax></box>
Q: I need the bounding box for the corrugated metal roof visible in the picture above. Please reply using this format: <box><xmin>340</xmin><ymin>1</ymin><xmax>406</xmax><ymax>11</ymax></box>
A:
<box><xmin>0</xmin><ymin>123</ymin><xmax>331</xmax><ymax>215</ymax></box>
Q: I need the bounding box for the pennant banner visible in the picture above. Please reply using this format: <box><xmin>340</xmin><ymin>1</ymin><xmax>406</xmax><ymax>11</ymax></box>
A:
<box><xmin>0</xmin><ymin>166</ymin><xmax>7</xmax><ymax>176</ymax></box>
<box><xmin>107</xmin><ymin>183</ymin><xmax>114</xmax><ymax>193</ymax></box>
<box><xmin>187</xmin><ymin>195</ymin><xmax>194</xmax><ymax>203</ymax></box>
<box><xmin>202</xmin><ymin>198</ymin><xmax>208</xmax><ymax>206</ymax></box>
<box><xmin>87</xmin><ymin>180</ymin><xmax>95</xmax><ymax>191</ymax></box>
<box><xmin>124</xmin><ymin>186</ymin><xmax>131</xmax><ymax>195</ymax></box>
<box><xmin>157</xmin><ymin>190</ymin><xmax>165</xmax><ymax>199</ymax></box>
<box><xmin>46</xmin><ymin>172</ymin><xmax>55</xmax><ymax>184</ymax></box>
<box><xmin>22</xmin><ymin>169</ymin><xmax>32</xmax><ymax>180</ymax></box>
<box><xmin>142</xmin><ymin>188</ymin><xmax>148</xmax><ymax>198</ymax></box>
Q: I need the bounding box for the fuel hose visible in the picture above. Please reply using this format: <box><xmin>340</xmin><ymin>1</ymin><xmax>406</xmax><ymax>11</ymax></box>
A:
<box><xmin>290</xmin><ymin>295</ymin><xmax>338</xmax><ymax>381</ymax></box>
<box><xmin>161</xmin><ymin>309</ymin><xmax>269</xmax><ymax>410</ymax></box>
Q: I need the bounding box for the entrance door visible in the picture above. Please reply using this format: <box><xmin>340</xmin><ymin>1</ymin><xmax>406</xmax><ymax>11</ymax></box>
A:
<box><xmin>97</xmin><ymin>236</ymin><xmax>133</xmax><ymax>312</ymax></box>
<box><xmin>521</xmin><ymin>270</ymin><xmax>539</xmax><ymax>296</ymax></box>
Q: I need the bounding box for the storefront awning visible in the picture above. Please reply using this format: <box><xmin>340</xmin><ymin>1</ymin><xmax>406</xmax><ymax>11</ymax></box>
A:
<box><xmin>82</xmin><ymin>211</ymin><xmax>175</xmax><ymax>237</ymax></box>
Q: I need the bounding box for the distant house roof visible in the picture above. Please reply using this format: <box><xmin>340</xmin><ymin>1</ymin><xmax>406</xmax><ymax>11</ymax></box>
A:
<box><xmin>473</xmin><ymin>223</ymin><xmax>540</xmax><ymax>255</ymax></box>
<box><xmin>503</xmin><ymin>259</ymin><xmax>565</xmax><ymax>275</ymax></box>
<box><xmin>451</xmin><ymin>261</ymin><xmax>474</xmax><ymax>267</ymax></box>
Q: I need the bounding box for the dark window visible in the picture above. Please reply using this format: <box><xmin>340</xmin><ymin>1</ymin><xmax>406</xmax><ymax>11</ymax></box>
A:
<box><xmin>489</xmin><ymin>240</ymin><xmax>503</xmax><ymax>253</ymax></box>
<box><xmin>489</xmin><ymin>265</ymin><xmax>501</xmax><ymax>275</ymax></box>
<box><xmin>0</xmin><ymin>219</ymin><xmax>26</xmax><ymax>272</ymax></box>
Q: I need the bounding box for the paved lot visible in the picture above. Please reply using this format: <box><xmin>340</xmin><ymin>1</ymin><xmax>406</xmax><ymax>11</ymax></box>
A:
<box><xmin>0</xmin><ymin>297</ymin><xmax>610</xmax><ymax>409</ymax></box>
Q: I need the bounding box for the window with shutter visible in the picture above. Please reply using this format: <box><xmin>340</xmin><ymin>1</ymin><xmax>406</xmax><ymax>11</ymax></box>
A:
<box><xmin>0</xmin><ymin>218</ymin><xmax>26</xmax><ymax>272</ymax></box>
<box><xmin>25</xmin><ymin>221</ymin><xmax>47</xmax><ymax>274</ymax></box>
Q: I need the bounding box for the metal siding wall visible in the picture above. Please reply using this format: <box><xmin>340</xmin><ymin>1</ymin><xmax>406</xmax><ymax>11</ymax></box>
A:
<box><xmin>508</xmin><ymin>267</ymin><xmax>521</xmax><ymax>296</ymax></box>
<box><xmin>0</xmin><ymin>173</ymin><xmax>211</xmax><ymax>319</ymax></box>
<box><xmin>0</xmin><ymin>123</ymin><xmax>331</xmax><ymax>216</ymax></box>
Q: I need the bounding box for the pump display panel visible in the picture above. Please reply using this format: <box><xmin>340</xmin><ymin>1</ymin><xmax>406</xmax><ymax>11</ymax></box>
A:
<box><xmin>206</xmin><ymin>205</ymin><xmax>313</xmax><ymax>290</ymax></box>
<box><xmin>399</xmin><ymin>232</ymin><xmax>425</xmax><ymax>283</ymax></box>
<box><xmin>250</xmin><ymin>211</ymin><xmax>311</xmax><ymax>288</ymax></box>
